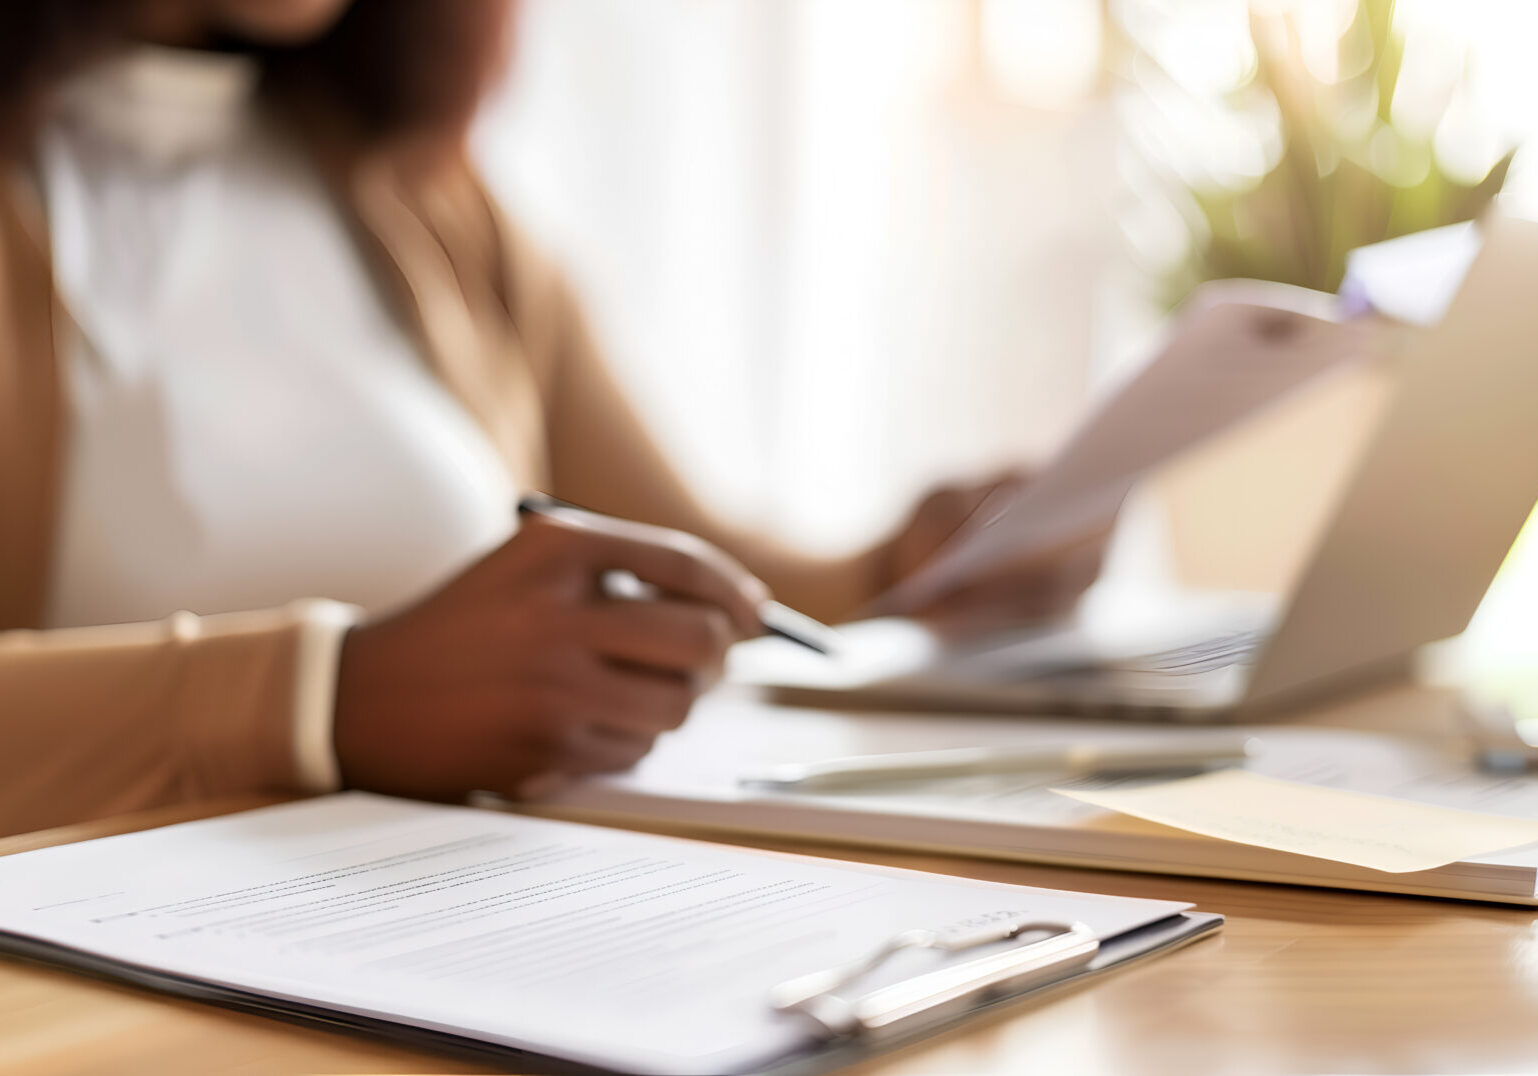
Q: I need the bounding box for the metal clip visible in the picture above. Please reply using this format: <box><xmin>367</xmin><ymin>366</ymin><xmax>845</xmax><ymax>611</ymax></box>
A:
<box><xmin>770</xmin><ymin>914</ymin><xmax>1098</xmax><ymax>1038</ymax></box>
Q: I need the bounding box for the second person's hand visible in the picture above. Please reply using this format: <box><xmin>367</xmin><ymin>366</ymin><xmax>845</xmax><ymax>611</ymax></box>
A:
<box><xmin>875</xmin><ymin>471</ymin><xmax>1110</xmax><ymax>632</ymax></box>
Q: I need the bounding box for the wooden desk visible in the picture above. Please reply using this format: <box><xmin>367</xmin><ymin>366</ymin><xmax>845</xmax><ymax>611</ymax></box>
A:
<box><xmin>2</xmin><ymin>697</ymin><xmax>1534</xmax><ymax>1076</ymax></box>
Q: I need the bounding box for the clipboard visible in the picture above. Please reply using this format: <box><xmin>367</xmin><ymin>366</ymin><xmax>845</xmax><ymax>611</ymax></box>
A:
<box><xmin>0</xmin><ymin>909</ymin><xmax>1221</xmax><ymax>1075</ymax></box>
<box><xmin>0</xmin><ymin>794</ymin><xmax>1222</xmax><ymax>1076</ymax></box>
<box><xmin>763</xmin><ymin>910</ymin><xmax>1222</xmax><ymax>1076</ymax></box>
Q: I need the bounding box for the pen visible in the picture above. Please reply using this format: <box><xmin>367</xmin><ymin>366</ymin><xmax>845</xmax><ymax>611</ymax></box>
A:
<box><xmin>739</xmin><ymin>736</ymin><xmax>1256</xmax><ymax>791</ymax></box>
<box><xmin>516</xmin><ymin>493</ymin><xmax>839</xmax><ymax>656</ymax></box>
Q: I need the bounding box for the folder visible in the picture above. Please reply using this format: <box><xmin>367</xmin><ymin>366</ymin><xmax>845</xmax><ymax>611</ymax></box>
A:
<box><xmin>0</xmin><ymin>793</ymin><xmax>1219</xmax><ymax>1075</ymax></box>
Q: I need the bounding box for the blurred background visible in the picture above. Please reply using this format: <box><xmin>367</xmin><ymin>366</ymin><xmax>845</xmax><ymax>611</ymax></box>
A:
<box><xmin>474</xmin><ymin>0</ymin><xmax>1538</xmax><ymax>686</ymax></box>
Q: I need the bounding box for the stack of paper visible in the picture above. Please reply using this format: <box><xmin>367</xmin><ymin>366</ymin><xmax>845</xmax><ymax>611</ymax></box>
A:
<box><xmin>530</xmin><ymin>694</ymin><xmax>1538</xmax><ymax>905</ymax></box>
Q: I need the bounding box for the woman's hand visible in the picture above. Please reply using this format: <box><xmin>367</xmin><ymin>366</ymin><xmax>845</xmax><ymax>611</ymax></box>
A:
<box><xmin>332</xmin><ymin>511</ymin><xmax>767</xmax><ymax>802</ymax></box>
<box><xmin>877</xmin><ymin>472</ymin><xmax>1110</xmax><ymax>632</ymax></box>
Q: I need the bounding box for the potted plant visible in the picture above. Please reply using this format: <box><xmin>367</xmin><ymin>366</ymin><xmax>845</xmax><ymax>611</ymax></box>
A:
<box><xmin>1122</xmin><ymin>0</ymin><xmax>1512</xmax><ymax>591</ymax></box>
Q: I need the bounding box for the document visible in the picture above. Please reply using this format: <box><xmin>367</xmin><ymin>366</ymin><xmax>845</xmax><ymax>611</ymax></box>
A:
<box><xmin>1055</xmin><ymin>769</ymin><xmax>1538</xmax><ymax>874</ymax></box>
<box><xmin>888</xmin><ymin>281</ymin><xmax>1382</xmax><ymax>608</ymax></box>
<box><xmin>0</xmin><ymin>793</ymin><xmax>1213</xmax><ymax>1075</ymax></box>
<box><xmin>534</xmin><ymin>693</ymin><xmax>1538</xmax><ymax>905</ymax></box>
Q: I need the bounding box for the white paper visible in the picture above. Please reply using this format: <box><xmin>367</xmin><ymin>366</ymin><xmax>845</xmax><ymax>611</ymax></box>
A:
<box><xmin>552</xmin><ymin>693</ymin><xmax>1538</xmax><ymax>886</ymax></box>
<box><xmin>1340</xmin><ymin>222</ymin><xmax>1482</xmax><ymax>327</ymax></box>
<box><xmin>0</xmin><ymin>793</ymin><xmax>1190</xmax><ymax>1076</ymax></box>
<box><xmin>584</xmin><ymin>695</ymin><xmax>1446</xmax><ymax>813</ymax></box>
<box><xmin>889</xmin><ymin>281</ymin><xmax>1379</xmax><ymax>608</ymax></box>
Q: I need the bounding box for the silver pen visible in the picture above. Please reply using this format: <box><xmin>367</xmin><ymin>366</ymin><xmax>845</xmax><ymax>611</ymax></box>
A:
<box><xmin>517</xmin><ymin>493</ymin><xmax>839</xmax><ymax>655</ymax></box>
<box><xmin>740</xmin><ymin>736</ymin><xmax>1256</xmax><ymax>791</ymax></box>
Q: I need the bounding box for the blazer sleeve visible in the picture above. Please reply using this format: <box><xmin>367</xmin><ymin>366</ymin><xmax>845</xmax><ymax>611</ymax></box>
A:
<box><xmin>0</xmin><ymin>603</ymin><xmax>322</xmax><ymax>837</ymax></box>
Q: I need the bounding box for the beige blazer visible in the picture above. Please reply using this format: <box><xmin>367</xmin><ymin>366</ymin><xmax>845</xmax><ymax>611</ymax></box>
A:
<box><xmin>0</xmin><ymin>130</ymin><xmax>871</xmax><ymax>837</ymax></box>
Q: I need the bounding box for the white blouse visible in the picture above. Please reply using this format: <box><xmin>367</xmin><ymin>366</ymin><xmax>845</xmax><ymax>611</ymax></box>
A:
<box><xmin>37</xmin><ymin>47</ymin><xmax>518</xmax><ymax>788</ymax></box>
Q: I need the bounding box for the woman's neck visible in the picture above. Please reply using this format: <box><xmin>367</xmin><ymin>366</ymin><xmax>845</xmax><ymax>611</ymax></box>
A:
<box><xmin>128</xmin><ymin>0</ymin><xmax>218</xmax><ymax>50</ymax></box>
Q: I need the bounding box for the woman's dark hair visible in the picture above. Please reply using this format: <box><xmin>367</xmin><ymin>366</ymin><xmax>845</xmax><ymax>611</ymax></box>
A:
<box><xmin>0</xmin><ymin>0</ymin><xmax>514</xmax><ymax>157</ymax></box>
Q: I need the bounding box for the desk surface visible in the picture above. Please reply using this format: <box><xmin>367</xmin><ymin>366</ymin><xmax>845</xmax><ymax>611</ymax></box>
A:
<box><xmin>2</xmin><ymin>691</ymin><xmax>1534</xmax><ymax>1076</ymax></box>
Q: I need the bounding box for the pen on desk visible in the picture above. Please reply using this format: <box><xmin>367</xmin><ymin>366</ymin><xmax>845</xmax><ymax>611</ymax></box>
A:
<box><xmin>516</xmin><ymin>493</ymin><xmax>840</xmax><ymax>656</ymax></box>
<box><xmin>739</xmin><ymin>736</ymin><xmax>1257</xmax><ymax>791</ymax></box>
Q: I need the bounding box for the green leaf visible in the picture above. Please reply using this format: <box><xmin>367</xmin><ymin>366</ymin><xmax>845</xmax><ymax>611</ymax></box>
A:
<box><xmin>1156</xmin><ymin>0</ymin><xmax>1510</xmax><ymax>304</ymax></box>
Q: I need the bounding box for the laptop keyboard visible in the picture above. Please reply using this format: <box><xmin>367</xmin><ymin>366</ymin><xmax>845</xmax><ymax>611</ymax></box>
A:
<box><xmin>1120</xmin><ymin>629</ymin><xmax>1266</xmax><ymax>675</ymax></box>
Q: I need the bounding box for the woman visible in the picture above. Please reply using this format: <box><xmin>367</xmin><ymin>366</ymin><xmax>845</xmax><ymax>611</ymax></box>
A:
<box><xmin>0</xmin><ymin>0</ymin><xmax>1102</xmax><ymax>835</ymax></box>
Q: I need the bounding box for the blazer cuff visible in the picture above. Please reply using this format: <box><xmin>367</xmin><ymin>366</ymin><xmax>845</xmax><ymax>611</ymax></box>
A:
<box><xmin>291</xmin><ymin>599</ymin><xmax>363</xmax><ymax>793</ymax></box>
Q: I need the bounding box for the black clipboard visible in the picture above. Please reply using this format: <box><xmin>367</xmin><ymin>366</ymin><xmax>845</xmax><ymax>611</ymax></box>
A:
<box><xmin>0</xmin><ymin>909</ymin><xmax>1220</xmax><ymax>1075</ymax></box>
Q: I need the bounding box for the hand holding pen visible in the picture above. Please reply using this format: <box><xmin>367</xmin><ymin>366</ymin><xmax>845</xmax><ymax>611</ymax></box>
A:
<box><xmin>517</xmin><ymin>494</ymin><xmax>840</xmax><ymax>655</ymax></box>
<box><xmin>334</xmin><ymin>493</ymin><xmax>821</xmax><ymax>804</ymax></box>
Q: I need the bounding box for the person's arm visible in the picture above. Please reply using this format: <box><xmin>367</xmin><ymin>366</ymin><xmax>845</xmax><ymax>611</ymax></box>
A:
<box><xmin>495</xmin><ymin>218</ymin><xmax>1107</xmax><ymax>628</ymax></box>
<box><xmin>0</xmin><ymin>509</ymin><xmax>768</xmax><ymax>838</ymax></box>
<box><xmin>0</xmin><ymin>603</ymin><xmax>330</xmax><ymax>837</ymax></box>
<box><xmin>494</xmin><ymin>222</ymin><xmax>883</xmax><ymax>624</ymax></box>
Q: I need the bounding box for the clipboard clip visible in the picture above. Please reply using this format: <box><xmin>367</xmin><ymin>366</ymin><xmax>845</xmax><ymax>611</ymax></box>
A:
<box><xmin>769</xmin><ymin>913</ymin><xmax>1098</xmax><ymax>1038</ymax></box>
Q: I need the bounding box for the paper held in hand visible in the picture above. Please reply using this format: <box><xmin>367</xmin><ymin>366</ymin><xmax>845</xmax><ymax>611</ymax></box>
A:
<box><xmin>886</xmin><ymin>281</ymin><xmax>1385</xmax><ymax>609</ymax></box>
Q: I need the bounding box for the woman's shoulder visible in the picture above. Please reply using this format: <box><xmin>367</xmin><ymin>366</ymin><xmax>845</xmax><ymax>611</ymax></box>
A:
<box><xmin>362</xmin><ymin>147</ymin><xmax>573</xmax><ymax>326</ymax></box>
<box><xmin>0</xmin><ymin>159</ymin><xmax>50</xmax><ymax>277</ymax></box>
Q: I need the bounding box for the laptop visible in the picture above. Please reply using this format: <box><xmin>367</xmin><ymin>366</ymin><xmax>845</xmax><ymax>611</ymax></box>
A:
<box><xmin>734</xmin><ymin>215</ymin><xmax>1538</xmax><ymax>721</ymax></box>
